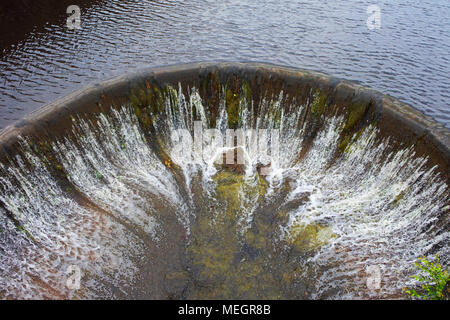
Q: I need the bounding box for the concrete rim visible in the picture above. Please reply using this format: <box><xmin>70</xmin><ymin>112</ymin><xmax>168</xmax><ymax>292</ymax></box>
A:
<box><xmin>0</xmin><ymin>62</ymin><xmax>448</xmax><ymax>164</ymax></box>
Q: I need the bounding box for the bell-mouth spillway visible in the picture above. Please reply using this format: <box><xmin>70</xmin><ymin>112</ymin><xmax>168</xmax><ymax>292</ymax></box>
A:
<box><xmin>0</xmin><ymin>62</ymin><xmax>448</xmax><ymax>299</ymax></box>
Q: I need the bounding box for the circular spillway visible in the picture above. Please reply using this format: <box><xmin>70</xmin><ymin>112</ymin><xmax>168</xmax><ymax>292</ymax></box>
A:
<box><xmin>0</xmin><ymin>63</ymin><xmax>448</xmax><ymax>299</ymax></box>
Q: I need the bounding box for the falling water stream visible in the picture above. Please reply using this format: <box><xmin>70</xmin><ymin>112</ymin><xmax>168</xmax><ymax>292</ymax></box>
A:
<box><xmin>0</xmin><ymin>76</ymin><xmax>448</xmax><ymax>299</ymax></box>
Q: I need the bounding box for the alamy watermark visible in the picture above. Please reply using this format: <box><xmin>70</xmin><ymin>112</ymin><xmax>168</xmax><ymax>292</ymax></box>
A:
<box><xmin>66</xmin><ymin>3</ymin><xmax>381</xmax><ymax>31</ymax></box>
<box><xmin>171</xmin><ymin>122</ymin><xmax>279</xmax><ymax>175</ymax></box>
<box><xmin>67</xmin><ymin>5</ymin><xmax>81</xmax><ymax>30</ymax></box>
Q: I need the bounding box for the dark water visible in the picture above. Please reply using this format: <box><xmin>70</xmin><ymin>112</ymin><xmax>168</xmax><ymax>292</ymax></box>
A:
<box><xmin>0</xmin><ymin>0</ymin><xmax>449</xmax><ymax>130</ymax></box>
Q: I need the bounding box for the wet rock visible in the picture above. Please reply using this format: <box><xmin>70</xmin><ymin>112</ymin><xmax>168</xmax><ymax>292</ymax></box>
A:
<box><xmin>289</xmin><ymin>223</ymin><xmax>336</xmax><ymax>252</ymax></box>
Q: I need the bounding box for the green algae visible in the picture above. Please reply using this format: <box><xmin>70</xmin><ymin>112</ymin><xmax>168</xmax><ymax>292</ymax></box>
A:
<box><xmin>338</xmin><ymin>126</ymin><xmax>366</xmax><ymax>153</ymax></box>
<box><xmin>339</xmin><ymin>100</ymin><xmax>376</xmax><ymax>154</ymax></box>
<box><xmin>150</xmin><ymin>85</ymin><xmax>165</xmax><ymax>114</ymax></box>
<box><xmin>393</xmin><ymin>188</ymin><xmax>410</xmax><ymax>207</ymax></box>
<box><xmin>214</xmin><ymin>170</ymin><xmax>268</xmax><ymax>213</ymax></box>
<box><xmin>344</xmin><ymin>101</ymin><xmax>370</xmax><ymax>133</ymax></box>
<box><xmin>241</xmin><ymin>80</ymin><xmax>252</xmax><ymax>105</ymax></box>
<box><xmin>289</xmin><ymin>223</ymin><xmax>336</xmax><ymax>252</ymax></box>
<box><xmin>393</xmin><ymin>192</ymin><xmax>405</xmax><ymax>205</ymax></box>
<box><xmin>225</xmin><ymin>88</ymin><xmax>241</xmax><ymax>128</ymax></box>
<box><xmin>267</xmin><ymin>100</ymin><xmax>283</xmax><ymax>128</ymax></box>
<box><xmin>338</xmin><ymin>134</ymin><xmax>352</xmax><ymax>153</ymax></box>
<box><xmin>214</xmin><ymin>170</ymin><xmax>244</xmax><ymax>213</ymax></box>
<box><xmin>94</xmin><ymin>170</ymin><xmax>103</xmax><ymax>180</ymax></box>
<box><xmin>225</xmin><ymin>80</ymin><xmax>252</xmax><ymax>129</ymax></box>
<box><xmin>310</xmin><ymin>90</ymin><xmax>328</xmax><ymax>117</ymax></box>
<box><xmin>183</xmin><ymin>168</ymin><xmax>320</xmax><ymax>299</ymax></box>
<box><xmin>129</xmin><ymin>82</ymin><xmax>165</xmax><ymax>128</ymax></box>
<box><xmin>185</xmin><ymin>169</ymin><xmax>284</xmax><ymax>299</ymax></box>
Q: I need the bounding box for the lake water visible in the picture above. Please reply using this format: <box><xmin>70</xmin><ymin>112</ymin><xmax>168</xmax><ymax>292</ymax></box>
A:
<box><xmin>0</xmin><ymin>0</ymin><xmax>449</xmax><ymax>130</ymax></box>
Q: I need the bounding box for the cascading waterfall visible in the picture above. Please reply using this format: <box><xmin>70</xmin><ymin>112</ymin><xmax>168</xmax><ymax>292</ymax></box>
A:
<box><xmin>0</xmin><ymin>66</ymin><xmax>448</xmax><ymax>300</ymax></box>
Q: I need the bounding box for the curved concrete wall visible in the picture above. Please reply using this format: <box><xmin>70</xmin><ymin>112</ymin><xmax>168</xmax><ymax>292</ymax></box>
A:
<box><xmin>0</xmin><ymin>62</ymin><xmax>448</xmax><ymax>181</ymax></box>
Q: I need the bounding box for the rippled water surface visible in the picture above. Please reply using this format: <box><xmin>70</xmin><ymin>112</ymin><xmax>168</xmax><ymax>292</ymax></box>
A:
<box><xmin>0</xmin><ymin>0</ymin><xmax>449</xmax><ymax>129</ymax></box>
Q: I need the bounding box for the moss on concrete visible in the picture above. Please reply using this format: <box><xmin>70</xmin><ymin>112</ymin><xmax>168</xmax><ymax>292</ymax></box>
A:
<box><xmin>289</xmin><ymin>223</ymin><xmax>335</xmax><ymax>252</ymax></box>
<box><xmin>224</xmin><ymin>79</ymin><xmax>254</xmax><ymax>129</ymax></box>
<box><xmin>225</xmin><ymin>88</ymin><xmax>241</xmax><ymax>128</ymax></box>
<box><xmin>393</xmin><ymin>188</ymin><xmax>410</xmax><ymax>207</ymax></box>
<box><xmin>185</xmin><ymin>170</ymin><xmax>279</xmax><ymax>299</ymax></box>
<box><xmin>344</xmin><ymin>101</ymin><xmax>369</xmax><ymax>132</ymax></box>
<box><xmin>214</xmin><ymin>170</ymin><xmax>268</xmax><ymax>214</ymax></box>
<box><xmin>241</xmin><ymin>80</ymin><xmax>252</xmax><ymax>105</ymax></box>
<box><xmin>338</xmin><ymin>127</ymin><xmax>366</xmax><ymax>153</ymax></box>
<box><xmin>129</xmin><ymin>82</ymin><xmax>165</xmax><ymax>128</ymax></box>
<box><xmin>311</xmin><ymin>90</ymin><xmax>328</xmax><ymax>117</ymax></box>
